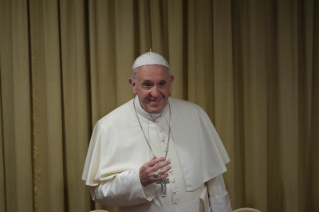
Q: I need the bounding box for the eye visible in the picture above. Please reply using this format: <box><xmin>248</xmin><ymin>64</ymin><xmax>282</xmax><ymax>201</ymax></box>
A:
<box><xmin>159</xmin><ymin>81</ymin><xmax>166</xmax><ymax>86</ymax></box>
<box><xmin>142</xmin><ymin>83</ymin><xmax>151</xmax><ymax>89</ymax></box>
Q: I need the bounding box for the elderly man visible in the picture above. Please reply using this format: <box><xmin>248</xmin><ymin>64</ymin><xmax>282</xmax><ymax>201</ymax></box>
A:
<box><xmin>82</xmin><ymin>51</ymin><xmax>232</xmax><ymax>212</ymax></box>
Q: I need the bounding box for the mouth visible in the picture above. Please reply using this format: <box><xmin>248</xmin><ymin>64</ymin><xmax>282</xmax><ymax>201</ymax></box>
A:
<box><xmin>150</xmin><ymin>98</ymin><xmax>163</xmax><ymax>103</ymax></box>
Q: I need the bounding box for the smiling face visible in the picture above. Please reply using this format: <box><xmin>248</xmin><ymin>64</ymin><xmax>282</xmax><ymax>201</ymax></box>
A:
<box><xmin>129</xmin><ymin>65</ymin><xmax>174</xmax><ymax>114</ymax></box>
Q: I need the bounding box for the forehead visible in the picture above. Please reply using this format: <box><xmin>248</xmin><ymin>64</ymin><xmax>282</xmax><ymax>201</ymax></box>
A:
<box><xmin>135</xmin><ymin>65</ymin><xmax>170</xmax><ymax>81</ymax></box>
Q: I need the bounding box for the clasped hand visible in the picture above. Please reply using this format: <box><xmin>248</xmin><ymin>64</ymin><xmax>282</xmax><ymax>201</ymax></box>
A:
<box><xmin>140</xmin><ymin>156</ymin><xmax>171</xmax><ymax>186</ymax></box>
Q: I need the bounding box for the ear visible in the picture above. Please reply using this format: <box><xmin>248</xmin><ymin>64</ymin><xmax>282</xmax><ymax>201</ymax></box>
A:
<box><xmin>129</xmin><ymin>78</ymin><xmax>137</xmax><ymax>94</ymax></box>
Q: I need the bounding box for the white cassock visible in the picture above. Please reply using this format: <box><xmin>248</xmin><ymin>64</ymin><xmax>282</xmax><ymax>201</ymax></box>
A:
<box><xmin>82</xmin><ymin>97</ymin><xmax>232</xmax><ymax>212</ymax></box>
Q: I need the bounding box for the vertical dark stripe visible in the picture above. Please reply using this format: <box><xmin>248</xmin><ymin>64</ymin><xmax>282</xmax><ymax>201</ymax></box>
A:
<box><xmin>182</xmin><ymin>0</ymin><xmax>188</xmax><ymax>101</ymax></box>
<box><xmin>84</xmin><ymin>0</ymin><xmax>95</xmax><ymax>209</ymax></box>
<box><xmin>27</xmin><ymin>0</ymin><xmax>35</xmax><ymax>211</ymax></box>
<box><xmin>296</xmin><ymin>0</ymin><xmax>309</xmax><ymax>211</ymax></box>
<box><xmin>57</xmin><ymin>0</ymin><xmax>70</xmax><ymax>211</ymax></box>
<box><xmin>310</xmin><ymin>0</ymin><xmax>319</xmax><ymax>210</ymax></box>
<box><xmin>266</xmin><ymin>0</ymin><xmax>282</xmax><ymax>211</ymax></box>
<box><xmin>133</xmin><ymin>0</ymin><xmax>140</xmax><ymax>57</ymax></box>
<box><xmin>231</xmin><ymin>0</ymin><xmax>246</xmax><ymax>208</ymax></box>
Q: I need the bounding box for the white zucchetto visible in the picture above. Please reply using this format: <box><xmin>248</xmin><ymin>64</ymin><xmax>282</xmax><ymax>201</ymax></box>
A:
<box><xmin>132</xmin><ymin>50</ymin><xmax>170</xmax><ymax>70</ymax></box>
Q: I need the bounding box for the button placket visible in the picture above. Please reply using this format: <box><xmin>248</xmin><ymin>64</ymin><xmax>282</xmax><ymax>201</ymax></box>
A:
<box><xmin>155</xmin><ymin>116</ymin><xmax>182</xmax><ymax>205</ymax></box>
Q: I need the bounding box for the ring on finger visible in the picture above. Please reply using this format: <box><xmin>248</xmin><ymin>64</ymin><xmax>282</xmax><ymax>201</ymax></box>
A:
<box><xmin>154</xmin><ymin>171</ymin><xmax>159</xmax><ymax>178</ymax></box>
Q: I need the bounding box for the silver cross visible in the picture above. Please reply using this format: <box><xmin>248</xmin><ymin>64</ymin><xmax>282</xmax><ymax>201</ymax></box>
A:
<box><xmin>155</xmin><ymin>178</ymin><xmax>170</xmax><ymax>197</ymax></box>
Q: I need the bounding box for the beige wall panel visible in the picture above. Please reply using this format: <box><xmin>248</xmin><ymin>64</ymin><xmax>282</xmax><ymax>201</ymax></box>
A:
<box><xmin>277</xmin><ymin>1</ymin><xmax>299</xmax><ymax>212</ymax></box>
<box><xmin>114</xmin><ymin>0</ymin><xmax>136</xmax><ymax>105</ymax></box>
<box><xmin>309</xmin><ymin>1</ymin><xmax>319</xmax><ymax>211</ymax></box>
<box><xmin>243</xmin><ymin>1</ymin><xmax>268</xmax><ymax>211</ymax></box>
<box><xmin>0</xmin><ymin>1</ymin><xmax>33</xmax><ymax>212</ymax></box>
<box><xmin>230</xmin><ymin>1</ymin><xmax>246</xmax><ymax>208</ymax></box>
<box><xmin>0</xmin><ymin>79</ymin><xmax>5</xmax><ymax>212</ymax></box>
<box><xmin>149</xmin><ymin>0</ymin><xmax>169</xmax><ymax>57</ymax></box>
<box><xmin>167</xmin><ymin>0</ymin><xmax>185</xmax><ymax>99</ymax></box>
<box><xmin>0</xmin><ymin>2</ymin><xmax>8</xmax><ymax>211</ymax></box>
<box><xmin>298</xmin><ymin>1</ymin><xmax>314</xmax><ymax>211</ymax></box>
<box><xmin>187</xmin><ymin>0</ymin><xmax>214</xmax><ymax>116</ymax></box>
<box><xmin>264</xmin><ymin>1</ymin><xmax>282</xmax><ymax>211</ymax></box>
<box><xmin>60</xmin><ymin>1</ymin><xmax>92</xmax><ymax>212</ymax></box>
<box><xmin>88</xmin><ymin>0</ymin><xmax>117</xmax><ymax>124</ymax></box>
<box><xmin>137</xmin><ymin>0</ymin><xmax>152</xmax><ymax>53</ymax></box>
<box><xmin>212</xmin><ymin>0</ymin><xmax>234</xmax><ymax>208</ymax></box>
<box><xmin>29</xmin><ymin>0</ymin><xmax>64</xmax><ymax>211</ymax></box>
<box><xmin>186</xmin><ymin>0</ymin><xmax>196</xmax><ymax>104</ymax></box>
<box><xmin>194</xmin><ymin>0</ymin><xmax>214</xmax><ymax>115</ymax></box>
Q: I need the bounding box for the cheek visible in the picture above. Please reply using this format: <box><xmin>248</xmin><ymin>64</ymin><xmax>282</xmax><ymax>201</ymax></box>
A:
<box><xmin>132</xmin><ymin>87</ymin><xmax>137</xmax><ymax>94</ymax></box>
<box><xmin>168</xmin><ymin>83</ymin><xmax>172</xmax><ymax>93</ymax></box>
<box><xmin>138</xmin><ymin>90</ymin><xmax>150</xmax><ymax>99</ymax></box>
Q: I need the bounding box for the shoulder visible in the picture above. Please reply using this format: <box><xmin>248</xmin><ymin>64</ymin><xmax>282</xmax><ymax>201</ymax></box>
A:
<box><xmin>96</xmin><ymin>99</ymin><xmax>134</xmax><ymax>129</ymax></box>
<box><xmin>169</xmin><ymin>97</ymin><xmax>207</xmax><ymax>115</ymax></box>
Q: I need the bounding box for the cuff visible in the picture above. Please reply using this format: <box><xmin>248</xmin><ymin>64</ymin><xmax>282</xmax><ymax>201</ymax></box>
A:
<box><xmin>140</xmin><ymin>183</ymin><xmax>154</xmax><ymax>201</ymax></box>
<box><xmin>209</xmin><ymin>192</ymin><xmax>232</xmax><ymax>212</ymax></box>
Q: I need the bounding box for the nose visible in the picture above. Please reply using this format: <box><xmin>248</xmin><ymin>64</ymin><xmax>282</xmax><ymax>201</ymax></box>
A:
<box><xmin>151</xmin><ymin>86</ymin><xmax>160</xmax><ymax>98</ymax></box>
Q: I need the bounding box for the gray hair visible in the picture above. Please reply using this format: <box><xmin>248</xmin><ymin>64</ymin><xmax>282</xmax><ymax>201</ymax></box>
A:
<box><xmin>131</xmin><ymin>66</ymin><xmax>172</xmax><ymax>82</ymax></box>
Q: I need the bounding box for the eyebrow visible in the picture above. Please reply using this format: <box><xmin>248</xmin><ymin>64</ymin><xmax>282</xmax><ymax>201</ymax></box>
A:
<box><xmin>141</xmin><ymin>79</ymin><xmax>167</xmax><ymax>84</ymax></box>
<box><xmin>141</xmin><ymin>80</ymin><xmax>153</xmax><ymax>84</ymax></box>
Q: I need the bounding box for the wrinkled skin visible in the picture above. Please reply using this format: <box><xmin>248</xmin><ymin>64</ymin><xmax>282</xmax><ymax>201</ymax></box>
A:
<box><xmin>139</xmin><ymin>157</ymin><xmax>171</xmax><ymax>186</ymax></box>
<box><xmin>129</xmin><ymin>65</ymin><xmax>174</xmax><ymax>114</ymax></box>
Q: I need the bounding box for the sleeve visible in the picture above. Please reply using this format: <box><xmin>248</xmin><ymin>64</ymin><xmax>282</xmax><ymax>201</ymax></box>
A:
<box><xmin>207</xmin><ymin>174</ymin><xmax>232</xmax><ymax>212</ymax></box>
<box><xmin>90</xmin><ymin>168</ymin><xmax>155</xmax><ymax>206</ymax></box>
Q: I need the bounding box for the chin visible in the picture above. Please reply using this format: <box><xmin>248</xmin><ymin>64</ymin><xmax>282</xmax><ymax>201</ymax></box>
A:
<box><xmin>147</xmin><ymin>106</ymin><xmax>164</xmax><ymax>114</ymax></box>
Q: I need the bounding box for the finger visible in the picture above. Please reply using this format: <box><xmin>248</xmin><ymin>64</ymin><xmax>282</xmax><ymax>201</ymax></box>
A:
<box><xmin>153</xmin><ymin>164</ymin><xmax>170</xmax><ymax>175</ymax></box>
<box><xmin>153</xmin><ymin>166</ymin><xmax>171</xmax><ymax>178</ymax></box>
<box><xmin>152</xmin><ymin>160</ymin><xmax>171</xmax><ymax>170</ymax></box>
<box><xmin>158</xmin><ymin>165</ymin><xmax>171</xmax><ymax>175</ymax></box>
<box><xmin>157</xmin><ymin>173</ymin><xmax>169</xmax><ymax>181</ymax></box>
<box><xmin>148</xmin><ymin>157</ymin><xmax>166</xmax><ymax>167</ymax></box>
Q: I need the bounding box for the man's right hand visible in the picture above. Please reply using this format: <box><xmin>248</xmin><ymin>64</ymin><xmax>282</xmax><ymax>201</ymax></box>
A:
<box><xmin>139</xmin><ymin>156</ymin><xmax>171</xmax><ymax>186</ymax></box>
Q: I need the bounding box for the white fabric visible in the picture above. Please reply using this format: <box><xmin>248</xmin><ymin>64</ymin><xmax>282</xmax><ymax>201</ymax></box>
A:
<box><xmin>141</xmin><ymin>117</ymin><xmax>205</xmax><ymax>207</ymax></box>
<box><xmin>90</xmin><ymin>169</ymin><xmax>153</xmax><ymax>206</ymax></box>
<box><xmin>82</xmin><ymin>97</ymin><xmax>231</xmax><ymax>211</ymax></box>
<box><xmin>208</xmin><ymin>174</ymin><xmax>227</xmax><ymax>197</ymax></box>
<box><xmin>209</xmin><ymin>192</ymin><xmax>232</xmax><ymax>212</ymax></box>
<box><xmin>89</xmin><ymin>173</ymin><xmax>231</xmax><ymax>212</ymax></box>
<box><xmin>207</xmin><ymin>175</ymin><xmax>232</xmax><ymax>212</ymax></box>
<box><xmin>132</xmin><ymin>51</ymin><xmax>170</xmax><ymax>70</ymax></box>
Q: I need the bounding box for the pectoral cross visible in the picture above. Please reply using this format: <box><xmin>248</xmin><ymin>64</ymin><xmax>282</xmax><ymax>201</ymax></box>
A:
<box><xmin>155</xmin><ymin>178</ymin><xmax>170</xmax><ymax>197</ymax></box>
